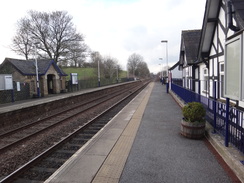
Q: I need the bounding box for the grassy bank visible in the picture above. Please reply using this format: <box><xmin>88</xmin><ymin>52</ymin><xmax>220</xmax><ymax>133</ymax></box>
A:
<box><xmin>62</xmin><ymin>67</ymin><xmax>127</xmax><ymax>80</ymax></box>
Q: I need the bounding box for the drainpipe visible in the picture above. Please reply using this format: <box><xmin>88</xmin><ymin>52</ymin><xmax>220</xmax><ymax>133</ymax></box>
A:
<box><xmin>227</xmin><ymin>0</ymin><xmax>240</xmax><ymax>32</ymax></box>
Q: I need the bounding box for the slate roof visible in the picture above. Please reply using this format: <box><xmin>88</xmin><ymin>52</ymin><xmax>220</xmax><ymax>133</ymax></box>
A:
<box><xmin>232</xmin><ymin>0</ymin><xmax>244</xmax><ymax>29</ymax></box>
<box><xmin>1</xmin><ymin>58</ymin><xmax>67</xmax><ymax>76</ymax></box>
<box><xmin>179</xmin><ymin>29</ymin><xmax>201</xmax><ymax>66</ymax></box>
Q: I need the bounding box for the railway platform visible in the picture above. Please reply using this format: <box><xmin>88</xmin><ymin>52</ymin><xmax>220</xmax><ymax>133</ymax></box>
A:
<box><xmin>0</xmin><ymin>84</ymin><xmax>114</xmax><ymax>114</ymax></box>
<box><xmin>42</xmin><ymin>82</ymin><xmax>243</xmax><ymax>183</ymax></box>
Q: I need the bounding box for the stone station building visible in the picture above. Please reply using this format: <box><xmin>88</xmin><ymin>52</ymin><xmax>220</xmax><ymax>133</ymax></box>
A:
<box><xmin>0</xmin><ymin>58</ymin><xmax>67</xmax><ymax>97</ymax></box>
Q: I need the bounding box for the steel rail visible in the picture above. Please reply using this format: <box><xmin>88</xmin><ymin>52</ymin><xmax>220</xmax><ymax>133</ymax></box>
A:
<box><xmin>0</xmin><ymin>85</ymin><xmax>139</xmax><ymax>153</ymax></box>
<box><xmin>0</xmin><ymin>85</ymin><xmax>132</xmax><ymax>138</ymax></box>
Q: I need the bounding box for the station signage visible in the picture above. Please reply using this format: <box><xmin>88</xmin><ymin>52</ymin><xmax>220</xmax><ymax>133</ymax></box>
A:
<box><xmin>0</xmin><ymin>74</ymin><xmax>13</xmax><ymax>90</ymax></box>
<box><xmin>70</xmin><ymin>73</ymin><xmax>78</xmax><ymax>85</ymax></box>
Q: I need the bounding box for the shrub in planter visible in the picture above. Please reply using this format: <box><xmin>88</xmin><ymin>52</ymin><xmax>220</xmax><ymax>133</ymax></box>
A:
<box><xmin>182</xmin><ymin>102</ymin><xmax>206</xmax><ymax>123</ymax></box>
<box><xmin>181</xmin><ymin>102</ymin><xmax>206</xmax><ymax>139</ymax></box>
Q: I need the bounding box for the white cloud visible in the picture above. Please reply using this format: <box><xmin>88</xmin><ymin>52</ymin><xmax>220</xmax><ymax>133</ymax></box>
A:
<box><xmin>0</xmin><ymin>0</ymin><xmax>206</xmax><ymax>73</ymax></box>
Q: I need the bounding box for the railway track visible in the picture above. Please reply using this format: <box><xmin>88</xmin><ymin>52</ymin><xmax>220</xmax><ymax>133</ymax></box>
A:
<box><xmin>0</xmin><ymin>80</ymin><xmax>149</xmax><ymax>183</ymax></box>
<box><xmin>0</xmin><ymin>83</ymin><xmax>139</xmax><ymax>153</ymax></box>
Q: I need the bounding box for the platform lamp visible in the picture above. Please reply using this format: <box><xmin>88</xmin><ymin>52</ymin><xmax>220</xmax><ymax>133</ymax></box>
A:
<box><xmin>161</xmin><ymin>40</ymin><xmax>169</xmax><ymax>93</ymax></box>
<box><xmin>33</xmin><ymin>42</ymin><xmax>41</xmax><ymax>97</ymax></box>
<box><xmin>96</xmin><ymin>52</ymin><xmax>101</xmax><ymax>87</ymax></box>
<box><xmin>117</xmin><ymin>65</ymin><xmax>119</xmax><ymax>83</ymax></box>
<box><xmin>158</xmin><ymin>61</ymin><xmax>163</xmax><ymax>83</ymax></box>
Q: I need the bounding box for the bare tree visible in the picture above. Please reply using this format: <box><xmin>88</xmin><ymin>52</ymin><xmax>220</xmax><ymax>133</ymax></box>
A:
<box><xmin>136</xmin><ymin>61</ymin><xmax>150</xmax><ymax>78</ymax></box>
<box><xmin>103</xmin><ymin>56</ymin><xmax>118</xmax><ymax>79</ymax></box>
<box><xmin>127</xmin><ymin>53</ymin><xmax>144</xmax><ymax>78</ymax></box>
<box><xmin>90</xmin><ymin>51</ymin><xmax>104</xmax><ymax>78</ymax></box>
<box><xmin>11</xmin><ymin>20</ymin><xmax>33</xmax><ymax>60</ymax></box>
<box><xmin>127</xmin><ymin>53</ymin><xmax>150</xmax><ymax>78</ymax></box>
<box><xmin>11</xmin><ymin>10</ymin><xmax>88</xmax><ymax>63</ymax></box>
<box><xmin>66</xmin><ymin>42</ymin><xmax>89</xmax><ymax>67</ymax></box>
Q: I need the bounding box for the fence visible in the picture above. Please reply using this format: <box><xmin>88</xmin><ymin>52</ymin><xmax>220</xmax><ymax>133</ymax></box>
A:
<box><xmin>0</xmin><ymin>81</ymin><xmax>30</xmax><ymax>104</ymax></box>
<box><xmin>0</xmin><ymin>77</ymin><xmax>134</xmax><ymax>104</ymax></box>
<box><xmin>66</xmin><ymin>77</ymin><xmax>134</xmax><ymax>92</ymax></box>
<box><xmin>171</xmin><ymin>82</ymin><xmax>244</xmax><ymax>154</ymax></box>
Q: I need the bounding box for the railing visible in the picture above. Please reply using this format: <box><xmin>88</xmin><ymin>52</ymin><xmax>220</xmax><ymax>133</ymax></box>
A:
<box><xmin>66</xmin><ymin>77</ymin><xmax>134</xmax><ymax>92</ymax></box>
<box><xmin>171</xmin><ymin>83</ymin><xmax>244</xmax><ymax>153</ymax></box>
<box><xmin>171</xmin><ymin>78</ymin><xmax>183</xmax><ymax>87</ymax></box>
<box><xmin>0</xmin><ymin>81</ymin><xmax>30</xmax><ymax>104</ymax></box>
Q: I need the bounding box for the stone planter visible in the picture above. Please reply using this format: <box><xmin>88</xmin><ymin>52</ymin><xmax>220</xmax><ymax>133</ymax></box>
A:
<box><xmin>180</xmin><ymin>119</ymin><xmax>205</xmax><ymax>139</ymax></box>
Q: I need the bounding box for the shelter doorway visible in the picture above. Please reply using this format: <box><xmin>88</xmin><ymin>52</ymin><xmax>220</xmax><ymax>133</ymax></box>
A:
<box><xmin>47</xmin><ymin>74</ymin><xmax>54</xmax><ymax>94</ymax></box>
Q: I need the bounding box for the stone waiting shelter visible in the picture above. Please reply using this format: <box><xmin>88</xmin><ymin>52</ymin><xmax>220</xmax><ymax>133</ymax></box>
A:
<box><xmin>0</xmin><ymin>58</ymin><xmax>67</xmax><ymax>97</ymax></box>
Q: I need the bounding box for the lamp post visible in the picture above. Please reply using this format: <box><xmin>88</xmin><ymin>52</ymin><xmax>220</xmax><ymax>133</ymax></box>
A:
<box><xmin>161</xmin><ymin>40</ymin><xmax>168</xmax><ymax>71</ymax></box>
<box><xmin>94</xmin><ymin>52</ymin><xmax>101</xmax><ymax>87</ymax></box>
<box><xmin>158</xmin><ymin>63</ymin><xmax>161</xmax><ymax>82</ymax></box>
<box><xmin>161</xmin><ymin>40</ymin><xmax>169</xmax><ymax>93</ymax></box>
<box><xmin>158</xmin><ymin>61</ymin><xmax>163</xmax><ymax>83</ymax></box>
<box><xmin>98</xmin><ymin>58</ymin><xmax>101</xmax><ymax>87</ymax></box>
<box><xmin>117</xmin><ymin>65</ymin><xmax>119</xmax><ymax>83</ymax></box>
<box><xmin>127</xmin><ymin>66</ymin><xmax>129</xmax><ymax>81</ymax></box>
<box><xmin>34</xmin><ymin>42</ymin><xmax>40</xmax><ymax>97</ymax></box>
<box><xmin>95</xmin><ymin>52</ymin><xmax>101</xmax><ymax>87</ymax></box>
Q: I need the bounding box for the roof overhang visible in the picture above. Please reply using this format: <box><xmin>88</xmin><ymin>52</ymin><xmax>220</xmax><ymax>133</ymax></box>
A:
<box><xmin>198</xmin><ymin>0</ymin><xmax>221</xmax><ymax>61</ymax></box>
<box><xmin>169</xmin><ymin>61</ymin><xmax>180</xmax><ymax>71</ymax></box>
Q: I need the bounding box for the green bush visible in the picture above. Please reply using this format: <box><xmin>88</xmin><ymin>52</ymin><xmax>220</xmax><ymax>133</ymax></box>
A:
<box><xmin>182</xmin><ymin>102</ymin><xmax>206</xmax><ymax>123</ymax></box>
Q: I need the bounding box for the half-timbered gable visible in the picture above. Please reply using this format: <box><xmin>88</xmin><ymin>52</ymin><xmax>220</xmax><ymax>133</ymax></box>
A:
<box><xmin>197</xmin><ymin>0</ymin><xmax>222</xmax><ymax>98</ymax></box>
<box><xmin>197</xmin><ymin>0</ymin><xmax>244</xmax><ymax>108</ymax></box>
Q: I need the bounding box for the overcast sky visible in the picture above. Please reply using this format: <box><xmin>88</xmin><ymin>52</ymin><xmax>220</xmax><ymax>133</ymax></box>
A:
<box><xmin>0</xmin><ymin>0</ymin><xmax>206</xmax><ymax>73</ymax></box>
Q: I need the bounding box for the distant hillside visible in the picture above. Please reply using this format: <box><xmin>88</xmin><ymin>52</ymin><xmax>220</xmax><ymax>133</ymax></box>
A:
<box><xmin>62</xmin><ymin>67</ymin><xmax>127</xmax><ymax>80</ymax></box>
<box><xmin>62</xmin><ymin>67</ymin><xmax>95</xmax><ymax>80</ymax></box>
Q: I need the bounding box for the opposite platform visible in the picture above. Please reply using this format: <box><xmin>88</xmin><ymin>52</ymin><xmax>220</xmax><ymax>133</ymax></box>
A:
<box><xmin>0</xmin><ymin>82</ymin><xmax>131</xmax><ymax>114</ymax></box>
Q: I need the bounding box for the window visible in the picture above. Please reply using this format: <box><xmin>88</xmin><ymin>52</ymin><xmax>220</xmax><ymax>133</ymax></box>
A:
<box><xmin>220</xmin><ymin>63</ymin><xmax>224</xmax><ymax>98</ymax></box>
<box><xmin>203</xmin><ymin>68</ymin><xmax>208</xmax><ymax>92</ymax></box>
<box><xmin>186</xmin><ymin>77</ymin><xmax>191</xmax><ymax>89</ymax></box>
<box><xmin>220</xmin><ymin>64</ymin><xmax>224</xmax><ymax>72</ymax></box>
<box><xmin>224</xmin><ymin>35</ymin><xmax>241</xmax><ymax>100</ymax></box>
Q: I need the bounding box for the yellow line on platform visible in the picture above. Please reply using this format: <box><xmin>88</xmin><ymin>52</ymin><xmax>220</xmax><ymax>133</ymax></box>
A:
<box><xmin>92</xmin><ymin>82</ymin><xmax>154</xmax><ymax>183</ymax></box>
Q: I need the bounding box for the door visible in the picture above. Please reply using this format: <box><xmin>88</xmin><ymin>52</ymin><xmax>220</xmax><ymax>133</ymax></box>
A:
<box><xmin>47</xmin><ymin>74</ymin><xmax>54</xmax><ymax>94</ymax></box>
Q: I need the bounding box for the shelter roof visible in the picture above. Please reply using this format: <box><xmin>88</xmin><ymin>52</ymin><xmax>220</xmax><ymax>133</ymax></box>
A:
<box><xmin>0</xmin><ymin>58</ymin><xmax>67</xmax><ymax>76</ymax></box>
